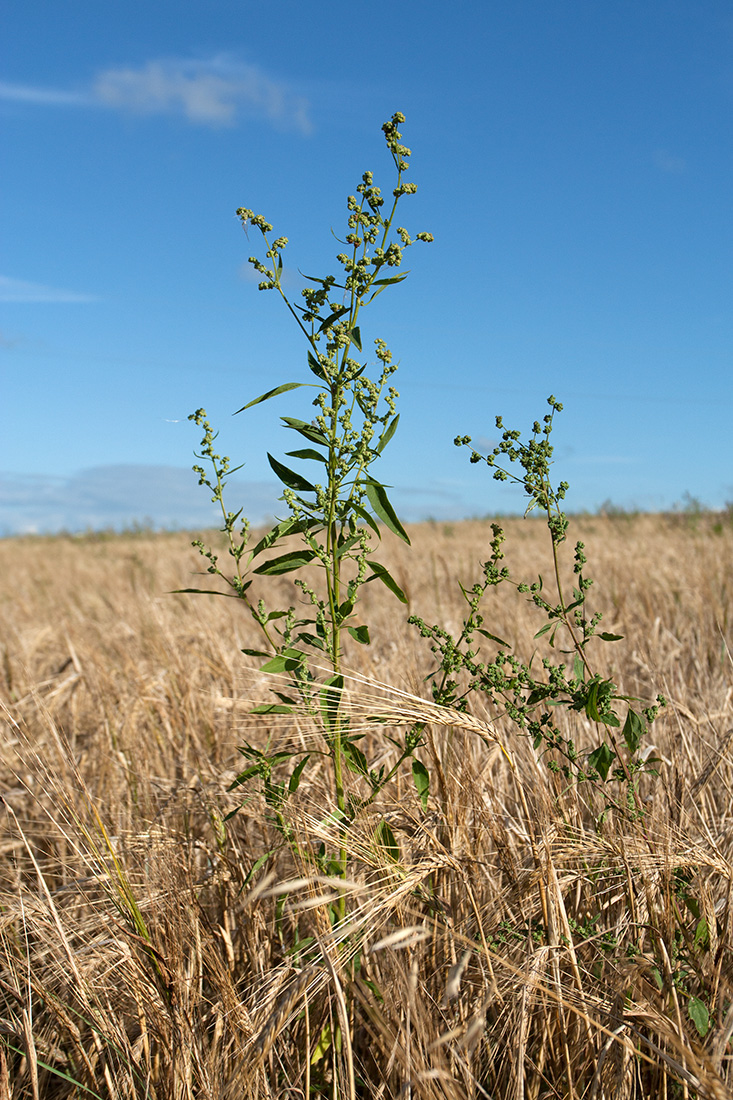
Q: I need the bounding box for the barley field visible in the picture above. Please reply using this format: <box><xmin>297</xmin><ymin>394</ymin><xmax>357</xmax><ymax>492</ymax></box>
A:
<box><xmin>1</xmin><ymin>513</ymin><xmax>732</xmax><ymax>1099</ymax></box>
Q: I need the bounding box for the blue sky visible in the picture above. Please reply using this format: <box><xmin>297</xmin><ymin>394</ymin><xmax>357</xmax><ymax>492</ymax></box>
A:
<box><xmin>2</xmin><ymin>0</ymin><xmax>732</xmax><ymax>534</ymax></box>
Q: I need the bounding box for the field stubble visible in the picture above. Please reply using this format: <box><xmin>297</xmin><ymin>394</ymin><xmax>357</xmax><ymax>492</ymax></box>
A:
<box><xmin>0</xmin><ymin>514</ymin><xmax>732</xmax><ymax>1098</ymax></box>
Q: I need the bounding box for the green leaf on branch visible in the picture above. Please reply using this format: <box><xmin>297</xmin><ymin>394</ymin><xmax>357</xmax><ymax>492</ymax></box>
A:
<box><xmin>288</xmin><ymin>755</ymin><xmax>310</xmax><ymax>793</ymax></box>
<box><xmin>307</xmin><ymin>351</ymin><xmax>328</xmax><ymax>381</ymax></box>
<box><xmin>254</xmin><ymin>549</ymin><xmax>317</xmax><ymax>575</ymax></box>
<box><xmin>373</xmin><ymin>819</ymin><xmax>400</xmax><ymax>863</ymax></box>
<box><xmin>598</xmin><ymin>632</ymin><xmax>624</xmax><ymax>642</ymax></box>
<box><xmin>267</xmin><ymin>453</ymin><xmax>316</xmax><ymax>493</ymax></box>
<box><xmin>250</xmin><ymin>516</ymin><xmax>305</xmax><ymax>559</ymax></box>
<box><xmin>281</xmin><ymin>416</ymin><xmax>328</xmax><ymax>446</ymax></box>
<box><xmin>412</xmin><ymin>759</ymin><xmax>430</xmax><ymax>811</ymax></box>
<box><xmin>365</xmin><ymin>480</ymin><xmax>410</xmax><ymax>544</ymax></box>
<box><xmin>172</xmin><ymin>587</ymin><xmax>241</xmax><ymax>599</ymax></box>
<box><xmin>286</xmin><ymin>448</ymin><xmax>326</xmax><ymax>463</ymax></box>
<box><xmin>688</xmin><ymin>997</ymin><xmax>710</xmax><ymax>1037</ymax></box>
<box><xmin>259</xmin><ymin>648</ymin><xmax>306</xmax><ymax>674</ymax></box>
<box><xmin>349</xmin><ymin>325</ymin><xmax>362</xmax><ymax>351</ymax></box>
<box><xmin>343</xmin><ymin>740</ymin><xmax>369</xmax><ymax>776</ymax></box>
<box><xmin>320</xmin><ymin>675</ymin><xmax>344</xmax><ymax>732</ymax></box>
<box><xmin>366</xmin><ymin>561</ymin><xmax>408</xmax><ymax>603</ymax></box>
<box><xmin>588</xmin><ymin>743</ymin><xmax>614</xmax><ymax>781</ymax></box>
<box><xmin>477</xmin><ymin>628</ymin><xmax>511</xmax><ymax>648</ymax></box>
<box><xmin>347</xmin><ymin>624</ymin><xmax>371</xmax><ymax>644</ymax></box>
<box><xmin>250</xmin><ymin>704</ymin><xmax>295</xmax><ymax>714</ymax></box>
<box><xmin>622</xmin><ymin>709</ymin><xmax>645</xmax><ymax>754</ymax></box>
<box><xmin>235</xmin><ymin>382</ymin><xmax>305</xmax><ymax>413</ymax></box>
<box><xmin>317</xmin><ymin>306</ymin><xmax>350</xmax><ymax>332</ymax></box>
<box><xmin>376</xmin><ymin>414</ymin><xmax>400</xmax><ymax>454</ymax></box>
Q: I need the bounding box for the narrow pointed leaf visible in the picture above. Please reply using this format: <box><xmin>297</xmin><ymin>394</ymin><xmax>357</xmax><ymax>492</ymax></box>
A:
<box><xmin>267</xmin><ymin>453</ymin><xmax>316</xmax><ymax>493</ymax></box>
<box><xmin>350</xmin><ymin>503</ymin><xmax>381</xmax><ymax>538</ymax></box>
<box><xmin>376</xmin><ymin>414</ymin><xmax>399</xmax><ymax>454</ymax></box>
<box><xmin>365</xmin><ymin>480</ymin><xmax>410</xmax><ymax>544</ymax></box>
<box><xmin>259</xmin><ymin>648</ymin><xmax>306</xmax><ymax>674</ymax></box>
<box><xmin>250</xmin><ymin>704</ymin><xmax>294</xmax><ymax>714</ymax></box>
<box><xmin>317</xmin><ymin>306</ymin><xmax>350</xmax><ymax>332</ymax></box>
<box><xmin>172</xmin><ymin>587</ymin><xmax>240</xmax><ymax>599</ymax></box>
<box><xmin>286</xmin><ymin>448</ymin><xmax>326</xmax><ymax>462</ymax></box>
<box><xmin>321</xmin><ymin>674</ymin><xmax>344</xmax><ymax>732</ymax></box>
<box><xmin>366</xmin><ymin>561</ymin><xmax>408</xmax><ymax>603</ymax></box>
<box><xmin>374</xmin><ymin>819</ymin><xmax>400</xmax><ymax>863</ymax></box>
<box><xmin>307</xmin><ymin>350</ymin><xmax>328</xmax><ymax>381</ymax></box>
<box><xmin>588</xmin><ymin>743</ymin><xmax>614</xmax><ymax>781</ymax></box>
<box><xmin>289</xmin><ymin>755</ymin><xmax>310</xmax><ymax>793</ymax></box>
<box><xmin>622</xmin><ymin>709</ymin><xmax>645</xmax><ymax>754</ymax></box>
<box><xmin>350</xmin><ymin>326</ymin><xmax>362</xmax><ymax>351</ymax></box>
<box><xmin>343</xmin><ymin>740</ymin><xmax>369</xmax><ymax>776</ymax></box>
<box><xmin>254</xmin><ymin>549</ymin><xmax>317</xmax><ymax>576</ymax></box>
<box><xmin>235</xmin><ymin>382</ymin><xmax>305</xmax><ymax>413</ymax></box>
<box><xmin>412</xmin><ymin>759</ymin><xmax>430</xmax><ymax>811</ymax></box>
<box><xmin>281</xmin><ymin>416</ymin><xmax>328</xmax><ymax>446</ymax></box>
<box><xmin>250</xmin><ymin>516</ymin><xmax>303</xmax><ymax>559</ymax></box>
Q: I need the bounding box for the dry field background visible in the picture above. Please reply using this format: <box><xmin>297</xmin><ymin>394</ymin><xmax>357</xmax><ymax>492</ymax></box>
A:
<box><xmin>0</xmin><ymin>513</ymin><xmax>732</xmax><ymax>1098</ymax></box>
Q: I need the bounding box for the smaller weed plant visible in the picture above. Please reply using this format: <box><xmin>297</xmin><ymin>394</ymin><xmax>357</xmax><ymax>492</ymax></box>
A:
<box><xmin>414</xmin><ymin>404</ymin><xmax>667</xmax><ymax>825</ymax></box>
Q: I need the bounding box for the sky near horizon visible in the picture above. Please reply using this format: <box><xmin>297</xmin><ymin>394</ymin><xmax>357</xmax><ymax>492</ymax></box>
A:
<box><xmin>2</xmin><ymin>0</ymin><xmax>732</xmax><ymax>535</ymax></box>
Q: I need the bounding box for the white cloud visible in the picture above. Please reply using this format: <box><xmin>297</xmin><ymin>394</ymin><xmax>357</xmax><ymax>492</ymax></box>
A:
<box><xmin>0</xmin><ymin>56</ymin><xmax>312</xmax><ymax>134</ymax></box>
<box><xmin>0</xmin><ymin>80</ymin><xmax>90</xmax><ymax>107</ymax></box>
<box><xmin>0</xmin><ymin>275</ymin><xmax>97</xmax><ymax>303</ymax></box>
<box><xmin>0</xmin><ymin>465</ymin><xmax>281</xmax><ymax>536</ymax></box>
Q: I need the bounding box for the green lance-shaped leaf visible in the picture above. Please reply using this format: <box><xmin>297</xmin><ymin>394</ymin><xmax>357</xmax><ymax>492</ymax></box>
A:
<box><xmin>235</xmin><ymin>381</ymin><xmax>306</xmax><ymax>414</ymax></box>
<box><xmin>250</xmin><ymin>515</ymin><xmax>306</xmax><ymax>560</ymax></box>
<box><xmin>307</xmin><ymin>350</ymin><xmax>328</xmax><ymax>381</ymax></box>
<box><xmin>347</xmin><ymin>624</ymin><xmax>370</xmax><ymax>645</ymax></box>
<box><xmin>688</xmin><ymin>997</ymin><xmax>710</xmax><ymax>1037</ymax></box>
<box><xmin>172</xmin><ymin>587</ymin><xmax>244</xmax><ymax>599</ymax></box>
<box><xmin>268</xmin><ymin>453</ymin><xmax>316</xmax><ymax>493</ymax></box>
<box><xmin>588</xmin><ymin>743</ymin><xmax>614</xmax><ymax>781</ymax></box>
<box><xmin>281</xmin><ymin>416</ymin><xmax>329</xmax><ymax>447</ymax></box>
<box><xmin>412</xmin><ymin>759</ymin><xmax>430</xmax><ymax>811</ymax></box>
<box><xmin>343</xmin><ymin>739</ymin><xmax>369</xmax><ymax>776</ymax></box>
<box><xmin>288</xmin><ymin>754</ymin><xmax>310</xmax><ymax>793</ymax></box>
<box><xmin>259</xmin><ymin>647</ymin><xmax>307</xmax><ymax>674</ymax></box>
<box><xmin>254</xmin><ymin>549</ymin><xmax>317</xmax><ymax>576</ymax></box>
<box><xmin>320</xmin><ymin>674</ymin><xmax>344</xmax><ymax>733</ymax></box>
<box><xmin>376</xmin><ymin>413</ymin><xmax>400</xmax><ymax>455</ymax></box>
<box><xmin>366</xmin><ymin>561</ymin><xmax>408</xmax><ymax>603</ymax></box>
<box><xmin>622</xmin><ymin>709</ymin><xmax>645</xmax><ymax>754</ymax></box>
<box><xmin>317</xmin><ymin>306</ymin><xmax>350</xmax><ymax>332</ymax></box>
<box><xmin>250</xmin><ymin>704</ymin><xmax>295</xmax><ymax>715</ymax></box>
<box><xmin>373</xmin><ymin>818</ymin><xmax>400</xmax><ymax>863</ymax></box>
<box><xmin>365</xmin><ymin>479</ymin><xmax>410</xmax><ymax>544</ymax></box>
<box><xmin>286</xmin><ymin>448</ymin><xmax>326</xmax><ymax>463</ymax></box>
<box><xmin>349</xmin><ymin>325</ymin><xmax>362</xmax><ymax>351</ymax></box>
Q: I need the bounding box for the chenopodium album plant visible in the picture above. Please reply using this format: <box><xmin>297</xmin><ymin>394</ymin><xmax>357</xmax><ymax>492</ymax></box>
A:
<box><xmin>184</xmin><ymin>114</ymin><xmax>434</xmax><ymax>901</ymax></box>
<box><xmin>411</xmin><ymin>402</ymin><xmax>666</xmax><ymax>823</ymax></box>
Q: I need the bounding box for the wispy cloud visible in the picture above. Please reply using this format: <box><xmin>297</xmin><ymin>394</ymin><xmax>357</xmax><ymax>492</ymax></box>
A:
<box><xmin>0</xmin><ymin>275</ymin><xmax>97</xmax><ymax>303</ymax></box>
<box><xmin>0</xmin><ymin>80</ymin><xmax>90</xmax><ymax>106</ymax></box>
<box><xmin>0</xmin><ymin>55</ymin><xmax>312</xmax><ymax>133</ymax></box>
<box><xmin>653</xmin><ymin>148</ymin><xmax>687</xmax><ymax>174</ymax></box>
<box><xmin>0</xmin><ymin>466</ymin><xmax>281</xmax><ymax>536</ymax></box>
